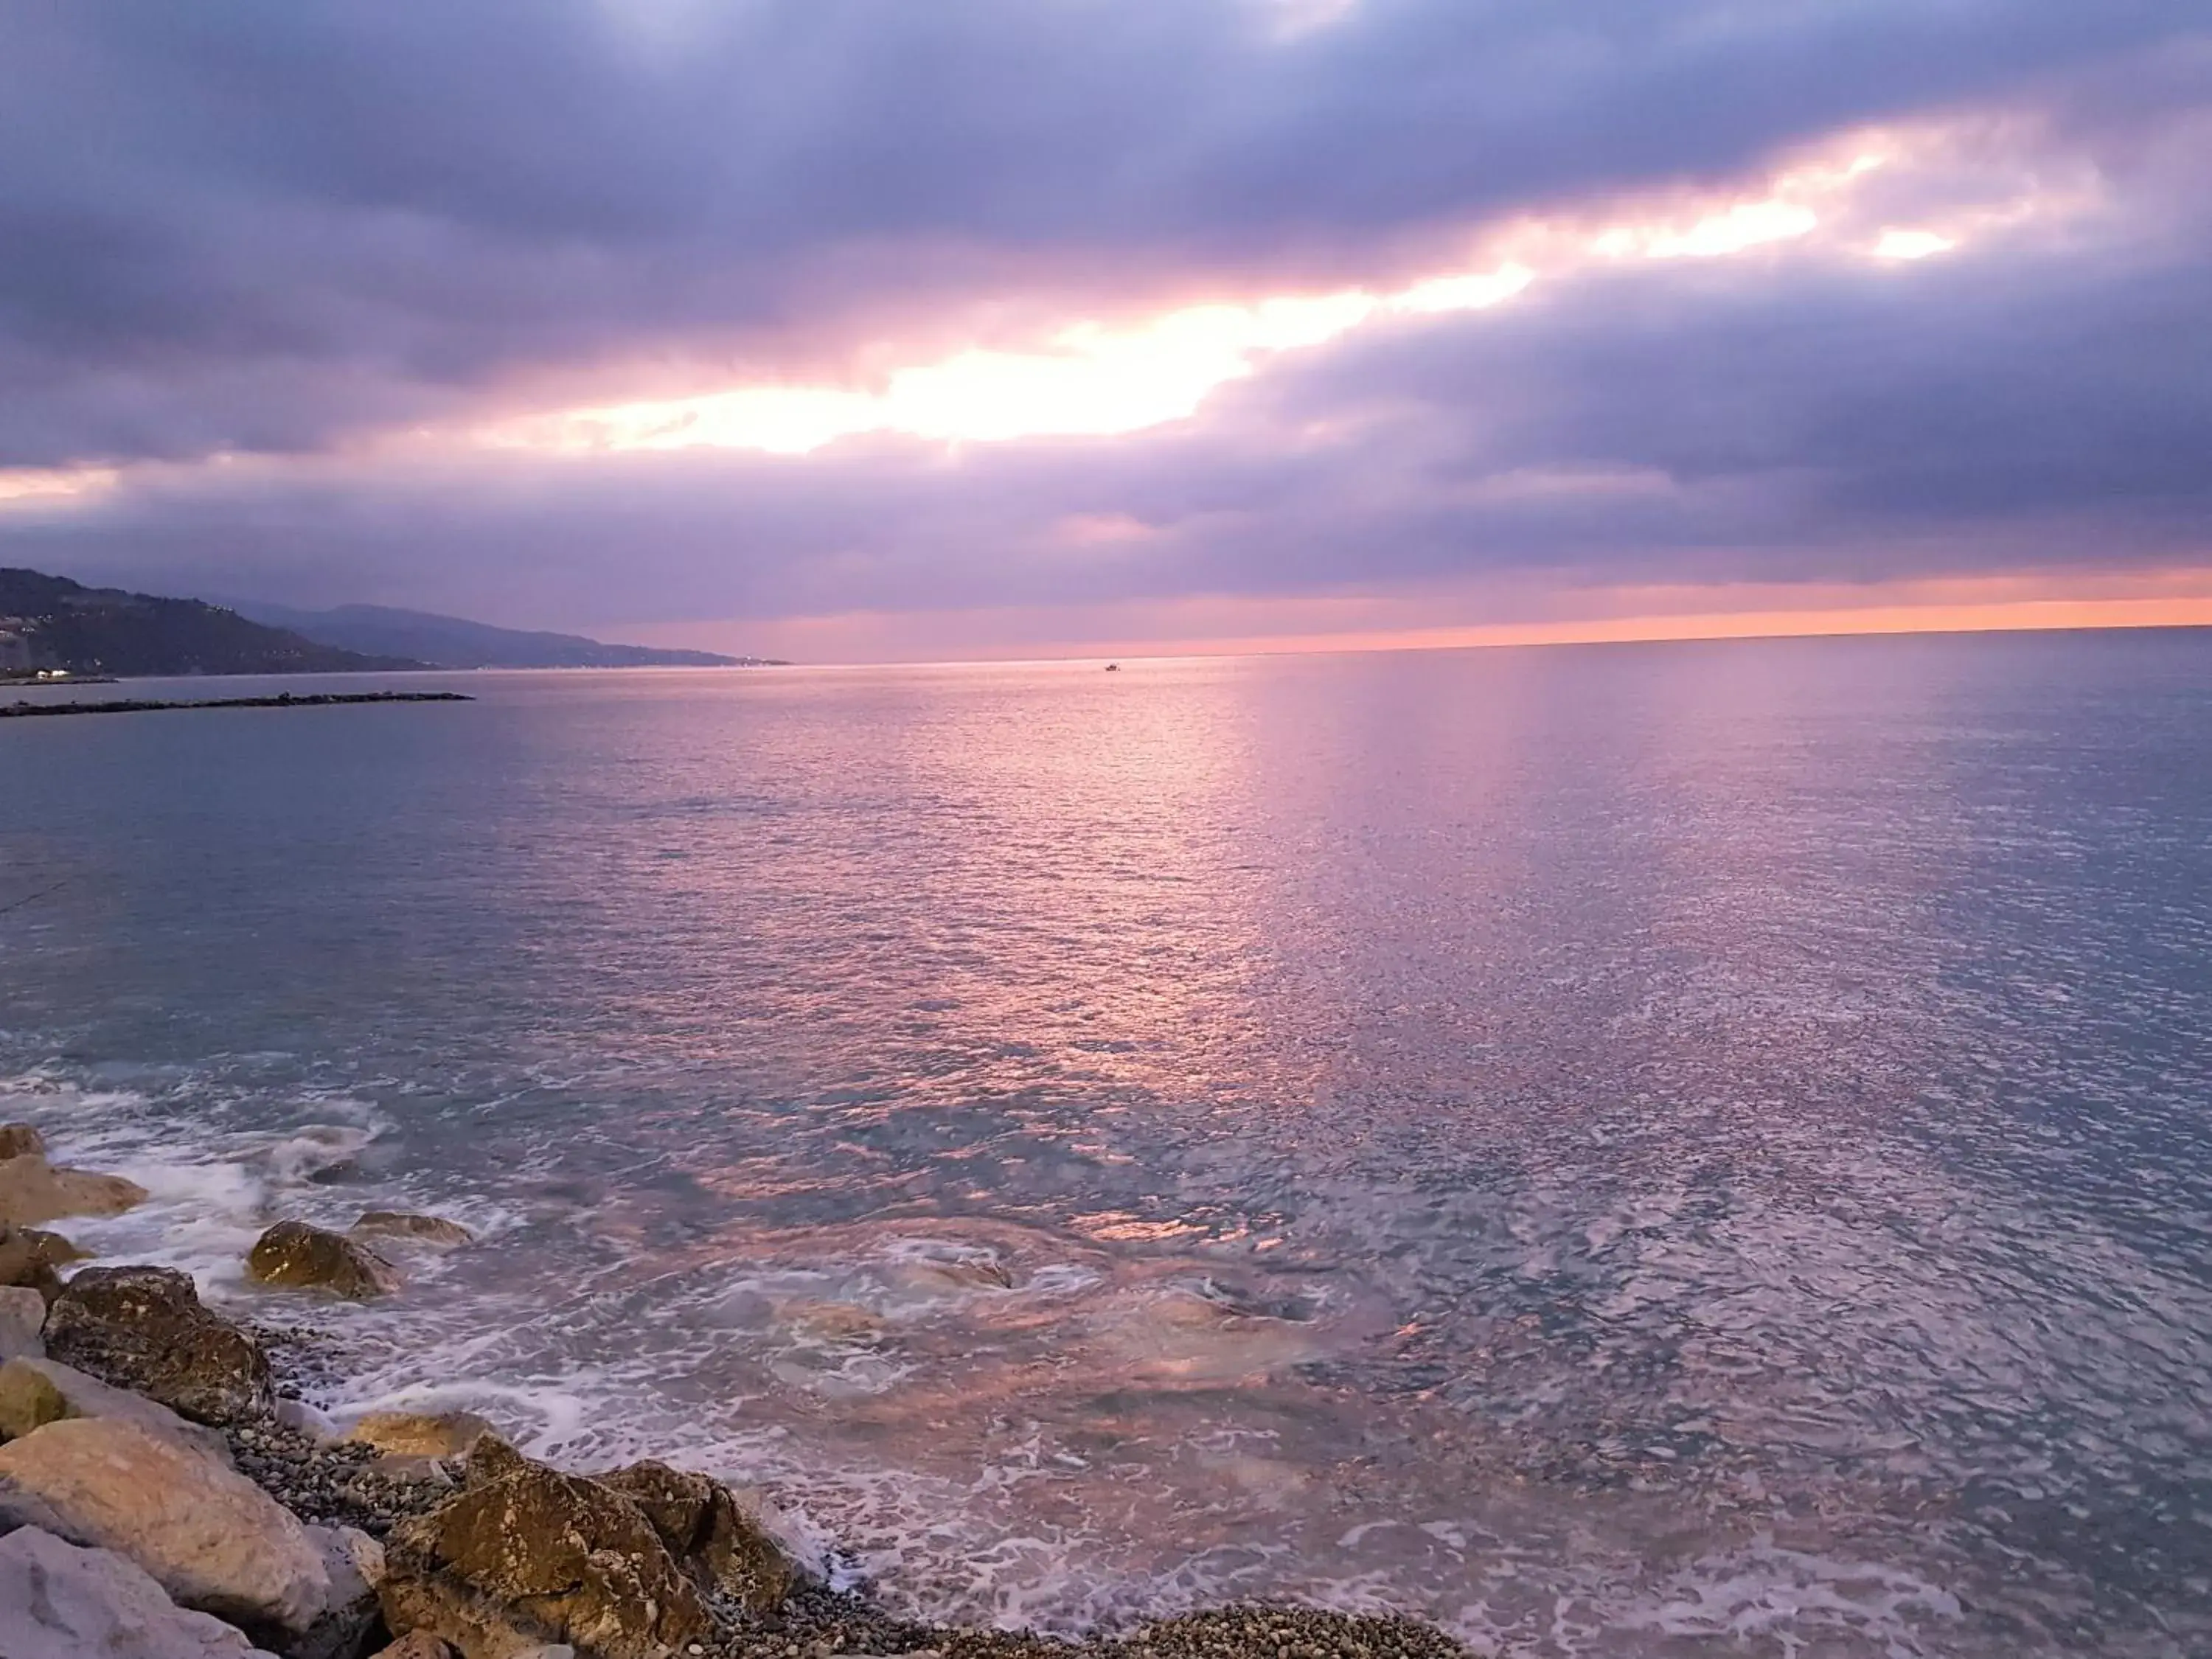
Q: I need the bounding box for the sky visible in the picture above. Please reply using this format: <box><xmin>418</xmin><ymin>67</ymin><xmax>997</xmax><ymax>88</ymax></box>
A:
<box><xmin>2</xmin><ymin>1</ymin><xmax>2209</xmax><ymax>661</ymax></box>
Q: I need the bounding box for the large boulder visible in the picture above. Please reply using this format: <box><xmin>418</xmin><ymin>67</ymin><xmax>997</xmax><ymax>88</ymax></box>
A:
<box><xmin>248</xmin><ymin>1222</ymin><xmax>404</xmax><ymax>1301</ymax></box>
<box><xmin>0</xmin><ymin>1122</ymin><xmax>45</xmax><ymax>1160</ymax></box>
<box><xmin>351</xmin><ymin>1212</ymin><xmax>474</xmax><ymax>1250</ymax></box>
<box><xmin>0</xmin><ymin>1283</ymin><xmax>45</xmax><ymax>1360</ymax></box>
<box><xmin>42</xmin><ymin>1266</ymin><xmax>274</xmax><ymax>1425</ymax></box>
<box><xmin>296</xmin><ymin>1523</ymin><xmax>387</xmax><ymax>1659</ymax></box>
<box><xmin>0</xmin><ymin>1356</ymin><xmax>235</xmax><ymax>1464</ymax></box>
<box><xmin>595</xmin><ymin>1458</ymin><xmax>798</xmax><ymax>1615</ymax></box>
<box><xmin>0</xmin><ymin>1155</ymin><xmax>147</xmax><ymax>1228</ymax></box>
<box><xmin>0</xmin><ymin>1417</ymin><xmax>330</xmax><ymax>1644</ymax></box>
<box><xmin>0</xmin><ymin>1222</ymin><xmax>88</xmax><ymax>1301</ymax></box>
<box><xmin>379</xmin><ymin>1449</ymin><xmax>709</xmax><ymax>1659</ymax></box>
<box><xmin>0</xmin><ymin>1524</ymin><xmax>281</xmax><ymax>1659</ymax></box>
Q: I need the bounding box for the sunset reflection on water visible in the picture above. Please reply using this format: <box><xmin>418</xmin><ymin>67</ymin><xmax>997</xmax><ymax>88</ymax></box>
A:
<box><xmin>4</xmin><ymin>634</ymin><xmax>2211</xmax><ymax>1655</ymax></box>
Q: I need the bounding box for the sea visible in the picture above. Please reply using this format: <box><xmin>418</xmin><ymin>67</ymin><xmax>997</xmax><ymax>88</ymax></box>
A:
<box><xmin>3</xmin><ymin>630</ymin><xmax>2210</xmax><ymax>1658</ymax></box>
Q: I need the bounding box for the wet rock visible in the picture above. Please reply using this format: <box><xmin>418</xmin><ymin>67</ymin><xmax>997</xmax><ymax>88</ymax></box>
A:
<box><xmin>344</xmin><ymin>1411</ymin><xmax>498</xmax><ymax>1461</ymax></box>
<box><xmin>460</xmin><ymin>1433</ymin><xmax>532</xmax><ymax>1486</ymax></box>
<box><xmin>0</xmin><ymin>1417</ymin><xmax>331</xmax><ymax>1644</ymax></box>
<box><xmin>0</xmin><ymin>1222</ymin><xmax>88</xmax><ymax>1301</ymax></box>
<box><xmin>351</xmin><ymin>1212</ymin><xmax>475</xmax><ymax>1249</ymax></box>
<box><xmin>379</xmin><ymin>1453</ymin><xmax>709</xmax><ymax>1659</ymax></box>
<box><xmin>0</xmin><ymin>1282</ymin><xmax>45</xmax><ymax>1360</ymax></box>
<box><xmin>248</xmin><ymin>1223</ymin><xmax>406</xmax><ymax>1301</ymax></box>
<box><xmin>0</xmin><ymin>1155</ymin><xmax>147</xmax><ymax>1228</ymax></box>
<box><xmin>0</xmin><ymin>1121</ymin><xmax>46</xmax><ymax>1160</ymax></box>
<box><xmin>44</xmin><ymin>1266</ymin><xmax>274</xmax><ymax>1425</ymax></box>
<box><xmin>0</xmin><ymin>1524</ymin><xmax>281</xmax><ymax>1659</ymax></box>
<box><xmin>0</xmin><ymin>1357</ymin><xmax>237</xmax><ymax>1463</ymax></box>
<box><xmin>597</xmin><ymin>1458</ymin><xmax>799</xmax><ymax>1616</ymax></box>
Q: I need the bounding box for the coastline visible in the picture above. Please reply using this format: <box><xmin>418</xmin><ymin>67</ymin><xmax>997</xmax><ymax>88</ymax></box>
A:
<box><xmin>0</xmin><ymin>1129</ymin><xmax>1469</xmax><ymax>1659</ymax></box>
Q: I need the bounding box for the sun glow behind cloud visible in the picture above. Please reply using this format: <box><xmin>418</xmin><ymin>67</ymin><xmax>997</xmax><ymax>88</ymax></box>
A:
<box><xmin>473</xmin><ymin>125</ymin><xmax>2053</xmax><ymax>462</ymax></box>
<box><xmin>482</xmin><ymin>279</ymin><xmax>1528</xmax><ymax>456</ymax></box>
<box><xmin>0</xmin><ymin>117</ymin><xmax>2093</xmax><ymax>511</ymax></box>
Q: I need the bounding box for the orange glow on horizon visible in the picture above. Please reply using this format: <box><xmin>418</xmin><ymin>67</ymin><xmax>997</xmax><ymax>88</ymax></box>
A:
<box><xmin>1118</xmin><ymin>594</ymin><xmax>2212</xmax><ymax>662</ymax></box>
<box><xmin>653</xmin><ymin>571</ymin><xmax>2212</xmax><ymax>666</ymax></box>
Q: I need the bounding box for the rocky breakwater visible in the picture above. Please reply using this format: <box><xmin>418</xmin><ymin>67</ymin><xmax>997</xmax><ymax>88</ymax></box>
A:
<box><xmin>0</xmin><ymin>1121</ymin><xmax>1469</xmax><ymax>1659</ymax></box>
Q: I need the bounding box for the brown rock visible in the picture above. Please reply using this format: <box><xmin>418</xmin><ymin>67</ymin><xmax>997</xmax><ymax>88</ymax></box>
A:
<box><xmin>0</xmin><ymin>1283</ymin><xmax>45</xmax><ymax>1361</ymax></box>
<box><xmin>461</xmin><ymin>1433</ymin><xmax>532</xmax><ymax>1486</ymax></box>
<box><xmin>247</xmin><ymin>1221</ymin><xmax>404</xmax><ymax>1300</ymax></box>
<box><xmin>0</xmin><ymin>1155</ymin><xmax>147</xmax><ymax>1228</ymax></box>
<box><xmin>0</xmin><ymin>1222</ymin><xmax>83</xmax><ymax>1304</ymax></box>
<box><xmin>0</xmin><ymin>1416</ymin><xmax>330</xmax><ymax>1641</ymax></box>
<box><xmin>1</xmin><ymin>1224</ymin><xmax>86</xmax><ymax>1307</ymax></box>
<box><xmin>352</xmin><ymin>1211</ymin><xmax>475</xmax><ymax>1249</ymax></box>
<box><xmin>344</xmin><ymin>1410</ymin><xmax>498</xmax><ymax>1461</ymax></box>
<box><xmin>0</xmin><ymin>1356</ymin><xmax>235</xmax><ymax>1464</ymax></box>
<box><xmin>43</xmin><ymin>1265</ymin><xmax>274</xmax><ymax>1425</ymax></box>
<box><xmin>372</xmin><ymin>1634</ymin><xmax>456</xmax><ymax>1659</ymax></box>
<box><xmin>597</xmin><ymin>1458</ymin><xmax>799</xmax><ymax>1615</ymax></box>
<box><xmin>379</xmin><ymin>1458</ymin><xmax>709</xmax><ymax>1659</ymax></box>
<box><xmin>0</xmin><ymin>1122</ymin><xmax>45</xmax><ymax>1160</ymax></box>
<box><xmin>0</xmin><ymin>1358</ymin><xmax>66</xmax><ymax>1439</ymax></box>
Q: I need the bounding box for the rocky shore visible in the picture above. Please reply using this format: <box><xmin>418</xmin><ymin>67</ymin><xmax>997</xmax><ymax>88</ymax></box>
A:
<box><xmin>0</xmin><ymin>1123</ymin><xmax>1469</xmax><ymax>1659</ymax></box>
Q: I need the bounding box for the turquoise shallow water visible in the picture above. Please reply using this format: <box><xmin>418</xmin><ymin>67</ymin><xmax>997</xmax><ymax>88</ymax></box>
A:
<box><xmin>3</xmin><ymin>632</ymin><xmax>2211</xmax><ymax>1655</ymax></box>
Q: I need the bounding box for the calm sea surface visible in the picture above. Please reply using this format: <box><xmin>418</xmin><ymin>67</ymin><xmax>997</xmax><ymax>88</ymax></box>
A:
<box><xmin>4</xmin><ymin>633</ymin><xmax>2211</xmax><ymax>1656</ymax></box>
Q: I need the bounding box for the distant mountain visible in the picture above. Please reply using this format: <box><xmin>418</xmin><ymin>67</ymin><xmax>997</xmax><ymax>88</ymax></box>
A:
<box><xmin>231</xmin><ymin>601</ymin><xmax>782</xmax><ymax>669</ymax></box>
<box><xmin>0</xmin><ymin>568</ymin><xmax>425</xmax><ymax>678</ymax></box>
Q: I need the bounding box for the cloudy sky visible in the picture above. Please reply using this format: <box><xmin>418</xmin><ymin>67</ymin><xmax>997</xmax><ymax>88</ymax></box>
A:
<box><xmin>2</xmin><ymin>1</ymin><xmax>2208</xmax><ymax>660</ymax></box>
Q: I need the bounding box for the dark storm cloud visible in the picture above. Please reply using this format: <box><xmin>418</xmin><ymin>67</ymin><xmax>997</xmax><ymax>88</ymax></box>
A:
<box><xmin>3</xmin><ymin>0</ymin><xmax>2208</xmax><ymax>467</ymax></box>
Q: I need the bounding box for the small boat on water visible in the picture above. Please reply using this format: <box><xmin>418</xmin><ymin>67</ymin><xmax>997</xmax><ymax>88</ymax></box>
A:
<box><xmin>1104</xmin><ymin>662</ymin><xmax>1121</xmax><ymax>672</ymax></box>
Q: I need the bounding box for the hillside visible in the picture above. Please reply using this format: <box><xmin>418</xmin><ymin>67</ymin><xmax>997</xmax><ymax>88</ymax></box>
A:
<box><xmin>232</xmin><ymin>601</ymin><xmax>780</xmax><ymax>669</ymax></box>
<box><xmin>0</xmin><ymin>568</ymin><xmax>425</xmax><ymax>678</ymax></box>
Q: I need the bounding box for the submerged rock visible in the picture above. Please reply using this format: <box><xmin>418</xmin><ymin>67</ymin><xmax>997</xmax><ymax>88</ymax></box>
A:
<box><xmin>0</xmin><ymin>1524</ymin><xmax>280</xmax><ymax>1659</ymax></box>
<box><xmin>778</xmin><ymin>1298</ymin><xmax>887</xmax><ymax>1340</ymax></box>
<box><xmin>248</xmin><ymin>1222</ymin><xmax>404</xmax><ymax>1301</ymax></box>
<box><xmin>43</xmin><ymin>1265</ymin><xmax>274</xmax><ymax>1425</ymax></box>
<box><xmin>380</xmin><ymin>1448</ymin><xmax>709</xmax><ymax>1659</ymax></box>
<box><xmin>0</xmin><ymin>1157</ymin><xmax>145</xmax><ymax>1228</ymax></box>
<box><xmin>0</xmin><ymin>1121</ymin><xmax>46</xmax><ymax>1161</ymax></box>
<box><xmin>0</xmin><ymin>1356</ymin><xmax>235</xmax><ymax>1464</ymax></box>
<box><xmin>0</xmin><ymin>1416</ymin><xmax>331</xmax><ymax>1644</ymax></box>
<box><xmin>351</xmin><ymin>1212</ymin><xmax>474</xmax><ymax>1249</ymax></box>
<box><xmin>0</xmin><ymin>1283</ymin><xmax>46</xmax><ymax>1360</ymax></box>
